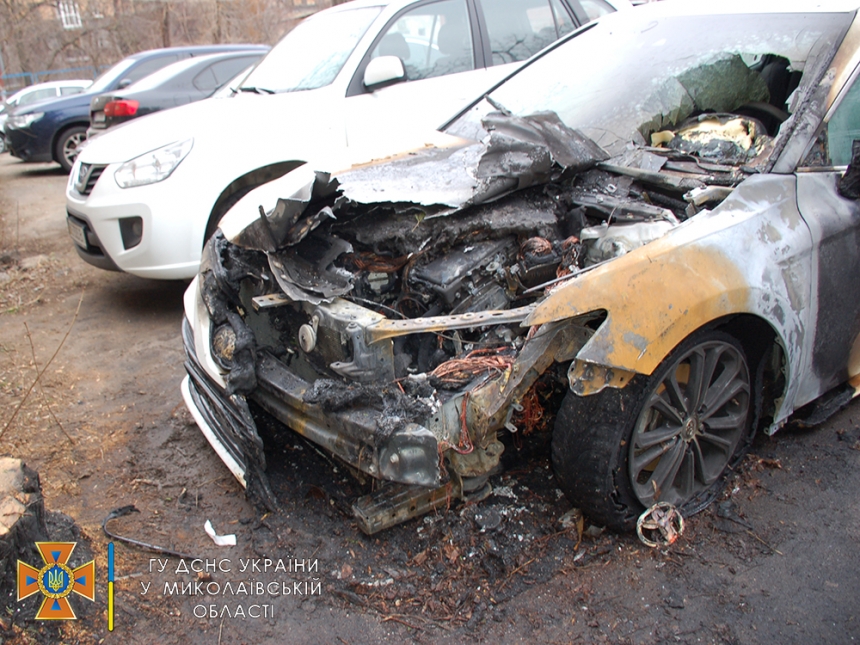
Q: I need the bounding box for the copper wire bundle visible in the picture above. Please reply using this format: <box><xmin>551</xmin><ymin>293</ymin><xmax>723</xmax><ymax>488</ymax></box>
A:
<box><xmin>430</xmin><ymin>348</ymin><xmax>514</xmax><ymax>386</ymax></box>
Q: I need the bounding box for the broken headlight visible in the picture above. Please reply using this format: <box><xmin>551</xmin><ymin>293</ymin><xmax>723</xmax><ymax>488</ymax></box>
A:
<box><xmin>114</xmin><ymin>138</ymin><xmax>193</xmax><ymax>188</ymax></box>
<box><xmin>210</xmin><ymin>323</ymin><xmax>238</xmax><ymax>370</ymax></box>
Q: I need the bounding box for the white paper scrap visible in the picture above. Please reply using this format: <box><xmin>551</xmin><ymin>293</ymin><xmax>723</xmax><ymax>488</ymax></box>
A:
<box><xmin>204</xmin><ymin>520</ymin><xmax>237</xmax><ymax>546</ymax></box>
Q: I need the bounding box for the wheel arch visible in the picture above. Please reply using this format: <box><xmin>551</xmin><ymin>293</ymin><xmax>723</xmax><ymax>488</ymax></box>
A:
<box><xmin>204</xmin><ymin>160</ymin><xmax>306</xmax><ymax>245</ymax></box>
<box><xmin>709</xmin><ymin>313</ymin><xmax>788</xmax><ymax>435</ymax></box>
<box><xmin>565</xmin><ymin>311</ymin><xmax>790</xmax><ymax>435</ymax></box>
<box><xmin>51</xmin><ymin>121</ymin><xmax>88</xmax><ymax>163</ymax></box>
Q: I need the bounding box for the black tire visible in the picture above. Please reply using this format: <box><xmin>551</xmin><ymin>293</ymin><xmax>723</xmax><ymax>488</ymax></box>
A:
<box><xmin>55</xmin><ymin>126</ymin><xmax>87</xmax><ymax>173</ymax></box>
<box><xmin>552</xmin><ymin>330</ymin><xmax>753</xmax><ymax>531</ymax></box>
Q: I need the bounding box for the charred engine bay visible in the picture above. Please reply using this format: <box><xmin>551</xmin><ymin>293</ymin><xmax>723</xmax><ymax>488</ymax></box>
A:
<box><xmin>209</xmin><ymin>134</ymin><xmax>758</xmax><ymax>386</ymax></box>
<box><xmin>199</xmin><ymin>111</ymin><xmax>763</xmax><ymax>522</ymax></box>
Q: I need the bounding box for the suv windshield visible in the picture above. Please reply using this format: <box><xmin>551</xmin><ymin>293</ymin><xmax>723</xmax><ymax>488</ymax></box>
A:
<box><xmin>448</xmin><ymin>10</ymin><xmax>849</xmax><ymax>155</ymax></box>
<box><xmin>241</xmin><ymin>6</ymin><xmax>381</xmax><ymax>93</ymax></box>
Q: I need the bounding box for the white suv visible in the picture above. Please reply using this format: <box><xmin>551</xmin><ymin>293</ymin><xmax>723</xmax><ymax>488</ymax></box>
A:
<box><xmin>66</xmin><ymin>0</ymin><xmax>629</xmax><ymax>280</ymax></box>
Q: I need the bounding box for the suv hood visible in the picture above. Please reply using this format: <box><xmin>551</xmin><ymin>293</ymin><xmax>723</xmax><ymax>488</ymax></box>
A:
<box><xmin>12</xmin><ymin>90</ymin><xmax>95</xmax><ymax>117</ymax></box>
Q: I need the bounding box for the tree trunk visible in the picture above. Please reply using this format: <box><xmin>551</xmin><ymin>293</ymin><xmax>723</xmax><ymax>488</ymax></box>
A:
<box><xmin>0</xmin><ymin>458</ymin><xmax>49</xmax><ymax>602</ymax></box>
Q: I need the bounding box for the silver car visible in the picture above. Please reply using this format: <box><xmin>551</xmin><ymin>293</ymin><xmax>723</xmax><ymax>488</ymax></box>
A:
<box><xmin>183</xmin><ymin>0</ymin><xmax>860</xmax><ymax>534</ymax></box>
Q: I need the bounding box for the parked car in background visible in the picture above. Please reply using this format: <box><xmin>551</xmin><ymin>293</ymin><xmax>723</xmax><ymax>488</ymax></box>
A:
<box><xmin>181</xmin><ymin>1</ymin><xmax>860</xmax><ymax>534</ymax></box>
<box><xmin>66</xmin><ymin>0</ymin><xmax>630</xmax><ymax>280</ymax></box>
<box><xmin>6</xmin><ymin>44</ymin><xmax>266</xmax><ymax>172</ymax></box>
<box><xmin>88</xmin><ymin>49</ymin><xmax>269</xmax><ymax>134</ymax></box>
<box><xmin>0</xmin><ymin>79</ymin><xmax>91</xmax><ymax>153</ymax></box>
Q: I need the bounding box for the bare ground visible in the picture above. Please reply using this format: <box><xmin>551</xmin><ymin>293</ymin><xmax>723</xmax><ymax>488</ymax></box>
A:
<box><xmin>0</xmin><ymin>155</ymin><xmax>858</xmax><ymax>645</ymax></box>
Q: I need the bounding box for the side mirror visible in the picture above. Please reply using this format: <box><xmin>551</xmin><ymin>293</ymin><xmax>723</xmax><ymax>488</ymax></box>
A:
<box><xmin>118</xmin><ymin>78</ymin><xmax>133</xmax><ymax>89</ymax></box>
<box><xmin>363</xmin><ymin>56</ymin><xmax>406</xmax><ymax>90</ymax></box>
<box><xmin>838</xmin><ymin>139</ymin><xmax>860</xmax><ymax>199</ymax></box>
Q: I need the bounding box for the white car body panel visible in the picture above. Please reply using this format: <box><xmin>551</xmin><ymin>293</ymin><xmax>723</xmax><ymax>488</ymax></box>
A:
<box><xmin>66</xmin><ymin>0</ymin><xmax>627</xmax><ymax>280</ymax></box>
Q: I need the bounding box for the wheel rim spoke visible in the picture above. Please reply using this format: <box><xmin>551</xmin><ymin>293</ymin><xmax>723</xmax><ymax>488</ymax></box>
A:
<box><xmin>647</xmin><ymin>439</ymin><xmax>686</xmax><ymax>501</ymax></box>
<box><xmin>695</xmin><ymin>428</ymin><xmax>734</xmax><ymax>452</ymax></box>
<box><xmin>703</xmin><ymin>408</ymin><xmax>748</xmax><ymax>431</ymax></box>
<box><xmin>674</xmin><ymin>445</ymin><xmax>696</xmax><ymax>501</ymax></box>
<box><xmin>651</xmin><ymin>389</ymin><xmax>686</xmax><ymax>426</ymax></box>
<box><xmin>690</xmin><ymin>438</ymin><xmax>710</xmax><ymax>485</ymax></box>
<box><xmin>634</xmin><ymin>423</ymin><xmax>683</xmax><ymax>450</ymax></box>
<box><xmin>702</xmin><ymin>377</ymin><xmax>749</xmax><ymax>420</ymax></box>
<box><xmin>684</xmin><ymin>349</ymin><xmax>708</xmax><ymax>412</ymax></box>
<box><xmin>691</xmin><ymin>434</ymin><xmax>727</xmax><ymax>484</ymax></box>
<box><xmin>665</xmin><ymin>371</ymin><xmax>689</xmax><ymax>418</ymax></box>
<box><xmin>630</xmin><ymin>440</ymin><xmax>675</xmax><ymax>478</ymax></box>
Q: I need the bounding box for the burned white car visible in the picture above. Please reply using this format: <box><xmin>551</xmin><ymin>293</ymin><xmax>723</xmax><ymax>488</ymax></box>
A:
<box><xmin>182</xmin><ymin>2</ymin><xmax>860</xmax><ymax>533</ymax></box>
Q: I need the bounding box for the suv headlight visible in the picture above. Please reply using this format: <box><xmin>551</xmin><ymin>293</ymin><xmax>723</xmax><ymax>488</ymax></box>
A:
<box><xmin>7</xmin><ymin>112</ymin><xmax>43</xmax><ymax>129</ymax></box>
<box><xmin>114</xmin><ymin>138</ymin><xmax>193</xmax><ymax>188</ymax></box>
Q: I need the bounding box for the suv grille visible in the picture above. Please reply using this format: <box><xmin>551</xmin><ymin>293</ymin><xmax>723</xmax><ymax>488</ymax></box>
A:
<box><xmin>74</xmin><ymin>163</ymin><xmax>106</xmax><ymax>196</ymax></box>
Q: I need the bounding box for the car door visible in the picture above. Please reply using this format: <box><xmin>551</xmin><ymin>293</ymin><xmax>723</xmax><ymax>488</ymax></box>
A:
<box><xmin>344</xmin><ymin>0</ymin><xmax>487</xmax><ymax>148</ymax></box>
<box><xmin>344</xmin><ymin>0</ymin><xmax>583</xmax><ymax>149</ymax></box>
<box><xmin>794</xmin><ymin>67</ymin><xmax>860</xmax><ymax>403</ymax></box>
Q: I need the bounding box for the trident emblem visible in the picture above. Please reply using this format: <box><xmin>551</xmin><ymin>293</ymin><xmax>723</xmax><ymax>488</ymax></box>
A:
<box><xmin>17</xmin><ymin>542</ymin><xmax>95</xmax><ymax>620</ymax></box>
<box><xmin>47</xmin><ymin>567</ymin><xmax>66</xmax><ymax>593</ymax></box>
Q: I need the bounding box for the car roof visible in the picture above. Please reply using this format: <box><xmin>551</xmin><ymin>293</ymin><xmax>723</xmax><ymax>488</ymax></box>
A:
<box><xmin>633</xmin><ymin>0</ymin><xmax>859</xmax><ymax>17</ymax></box>
<box><xmin>121</xmin><ymin>50</ymin><xmax>268</xmax><ymax>89</ymax></box>
<box><xmin>16</xmin><ymin>79</ymin><xmax>91</xmax><ymax>90</ymax></box>
<box><xmin>124</xmin><ymin>44</ymin><xmax>269</xmax><ymax>61</ymax></box>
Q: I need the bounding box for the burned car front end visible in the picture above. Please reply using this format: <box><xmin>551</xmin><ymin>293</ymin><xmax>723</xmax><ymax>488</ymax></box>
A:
<box><xmin>182</xmin><ymin>129</ymin><xmax>612</xmax><ymax>532</ymax></box>
<box><xmin>183</xmin><ymin>4</ymin><xmax>860</xmax><ymax>532</ymax></box>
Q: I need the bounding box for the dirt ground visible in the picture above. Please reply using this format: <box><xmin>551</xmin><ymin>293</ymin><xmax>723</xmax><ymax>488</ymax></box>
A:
<box><xmin>0</xmin><ymin>154</ymin><xmax>858</xmax><ymax>645</ymax></box>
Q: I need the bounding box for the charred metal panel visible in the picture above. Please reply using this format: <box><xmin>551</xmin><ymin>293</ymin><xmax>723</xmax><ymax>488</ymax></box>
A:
<box><xmin>795</xmin><ymin>171</ymin><xmax>860</xmax><ymax>404</ymax></box>
<box><xmin>183</xmin><ymin>318</ymin><xmax>278</xmax><ymax>511</ymax></box>
<box><xmin>336</xmin><ymin>142</ymin><xmax>482</xmax><ymax>209</ymax></box>
<box><xmin>526</xmin><ymin>173</ymin><xmax>812</xmax><ymax>430</ymax></box>
<box><xmin>253</xmin><ymin>352</ymin><xmax>440</xmax><ymax>487</ymax></box>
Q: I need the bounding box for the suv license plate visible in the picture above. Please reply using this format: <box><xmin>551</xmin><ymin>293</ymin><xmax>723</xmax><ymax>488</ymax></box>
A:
<box><xmin>68</xmin><ymin>218</ymin><xmax>88</xmax><ymax>249</ymax></box>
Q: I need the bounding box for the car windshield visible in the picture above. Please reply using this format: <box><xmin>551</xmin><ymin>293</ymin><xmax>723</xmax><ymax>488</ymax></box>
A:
<box><xmin>88</xmin><ymin>58</ymin><xmax>138</xmax><ymax>93</ymax></box>
<box><xmin>240</xmin><ymin>5</ymin><xmax>381</xmax><ymax>93</ymax></box>
<box><xmin>447</xmin><ymin>10</ymin><xmax>850</xmax><ymax>155</ymax></box>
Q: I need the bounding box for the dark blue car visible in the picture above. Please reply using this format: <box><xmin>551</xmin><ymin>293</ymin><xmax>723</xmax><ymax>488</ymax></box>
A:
<box><xmin>5</xmin><ymin>44</ymin><xmax>267</xmax><ymax>172</ymax></box>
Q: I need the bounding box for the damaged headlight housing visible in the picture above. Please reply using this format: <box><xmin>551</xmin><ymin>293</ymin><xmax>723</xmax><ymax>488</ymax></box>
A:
<box><xmin>114</xmin><ymin>138</ymin><xmax>193</xmax><ymax>188</ymax></box>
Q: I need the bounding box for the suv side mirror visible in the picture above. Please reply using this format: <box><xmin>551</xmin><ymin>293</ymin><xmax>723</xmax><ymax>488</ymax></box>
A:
<box><xmin>118</xmin><ymin>78</ymin><xmax>133</xmax><ymax>89</ymax></box>
<box><xmin>363</xmin><ymin>56</ymin><xmax>406</xmax><ymax>90</ymax></box>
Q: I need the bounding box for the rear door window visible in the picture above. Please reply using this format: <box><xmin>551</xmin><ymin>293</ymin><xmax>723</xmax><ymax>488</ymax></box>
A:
<box><xmin>60</xmin><ymin>85</ymin><xmax>87</xmax><ymax>96</ymax></box>
<box><xmin>192</xmin><ymin>66</ymin><xmax>219</xmax><ymax>92</ymax></box>
<box><xmin>18</xmin><ymin>88</ymin><xmax>58</xmax><ymax>106</ymax></box>
<box><xmin>481</xmin><ymin>0</ymin><xmax>577</xmax><ymax>65</ymax></box>
<box><xmin>211</xmin><ymin>57</ymin><xmax>259</xmax><ymax>86</ymax></box>
<box><xmin>124</xmin><ymin>54</ymin><xmax>182</xmax><ymax>86</ymax></box>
